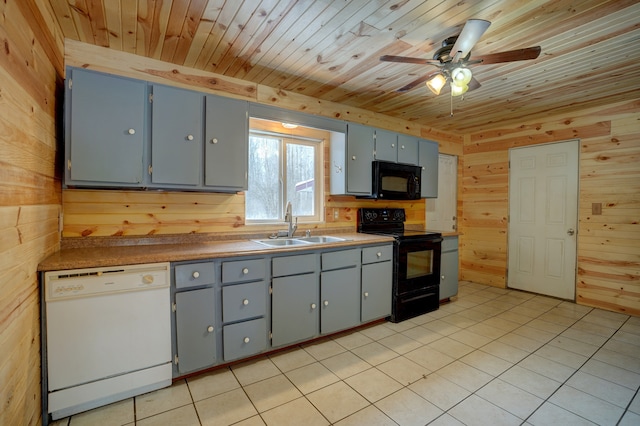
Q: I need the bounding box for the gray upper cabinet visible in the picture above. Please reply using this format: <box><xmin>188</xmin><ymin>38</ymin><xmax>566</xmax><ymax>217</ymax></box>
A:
<box><xmin>346</xmin><ymin>123</ymin><xmax>375</xmax><ymax>195</ymax></box>
<box><xmin>374</xmin><ymin>129</ymin><xmax>397</xmax><ymax>162</ymax></box>
<box><xmin>205</xmin><ymin>95</ymin><xmax>248</xmax><ymax>191</ymax></box>
<box><xmin>150</xmin><ymin>85</ymin><xmax>204</xmax><ymax>186</ymax></box>
<box><xmin>397</xmin><ymin>134</ymin><xmax>419</xmax><ymax>165</ymax></box>
<box><xmin>65</xmin><ymin>68</ymin><xmax>147</xmax><ymax>186</ymax></box>
<box><xmin>419</xmin><ymin>139</ymin><xmax>439</xmax><ymax>198</ymax></box>
<box><xmin>376</xmin><ymin>131</ymin><xmax>419</xmax><ymax>165</ymax></box>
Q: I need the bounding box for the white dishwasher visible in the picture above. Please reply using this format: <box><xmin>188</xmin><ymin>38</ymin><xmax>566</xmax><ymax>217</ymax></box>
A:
<box><xmin>44</xmin><ymin>262</ymin><xmax>172</xmax><ymax>420</ymax></box>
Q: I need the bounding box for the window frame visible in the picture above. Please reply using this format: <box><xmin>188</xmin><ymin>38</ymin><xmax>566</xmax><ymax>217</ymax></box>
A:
<box><xmin>245</xmin><ymin>127</ymin><xmax>324</xmax><ymax>225</ymax></box>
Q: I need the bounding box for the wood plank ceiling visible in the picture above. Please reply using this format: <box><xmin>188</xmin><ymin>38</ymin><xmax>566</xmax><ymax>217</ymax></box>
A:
<box><xmin>47</xmin><ymin>0</ymin><xmax>640</xmax><ymax>134</ymax></box>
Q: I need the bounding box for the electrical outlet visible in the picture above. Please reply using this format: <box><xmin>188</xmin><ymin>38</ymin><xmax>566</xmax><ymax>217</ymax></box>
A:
<box><xmin>333</xmin><ymin>208</ymin><xmax>339</xmax><ymax>220</ymax></box>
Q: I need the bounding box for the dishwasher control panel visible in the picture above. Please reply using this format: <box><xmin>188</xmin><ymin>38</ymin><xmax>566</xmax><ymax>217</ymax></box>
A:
<box><xmin>44</xmin><ymin>262</ymin><xmax>170</xmax><ymax>301</ymax></box>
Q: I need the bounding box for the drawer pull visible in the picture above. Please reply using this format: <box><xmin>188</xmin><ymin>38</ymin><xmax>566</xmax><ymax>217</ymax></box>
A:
<box><xmin>127</xmin><ymin>128</ymin><xmax>136</xmax><ymax>135</ymax></box>
<box><xmin>242</xmin><ymin>299</ymin><xmax>249</xmax><ymax>306</ymax></box>
<box><xmin>364</xmin><ymin>292</ymin><xmax>369</xmax><ymax>298</ymax></box>
<box><xmin>323</xmin><ymin>300</ymin><xmax>329</xmax><ymax>307</ymax></box>
<box><xmin>207</xmin><ymin>325</ymin><xmax>213</xmax><ymax>333</ymax></box>
<box><xmin>186</xmin><ymin>134</ymin><xmax>194</xmax><ymax>141</ymax></box>
<box><xmin>242</xmin><ymin>267</ymin><xmax>249</xmax><ymax>275</ymax></box>
<box><xmin>211</xmin><ymin>138</ymin><xmax>218</xmax><ymax>144</ymax></box>
<box><xmin>192</xmin><ymin>271</ymin><xmax>200</xmax><ymax>279</ymax></box>
<box><xmin>311</xmin><ymin>303</ymin><xmax>317</xmax><ymax>310</ymax></box>
<box><xmin>243</xmin><ymin>337</ymin><xmax>250</xmax><ymax>343</ymax></box>
<box><xmin>376</xmin><ymin>252</ymin><xmax>382</xmax><ymax>257</ymax></box>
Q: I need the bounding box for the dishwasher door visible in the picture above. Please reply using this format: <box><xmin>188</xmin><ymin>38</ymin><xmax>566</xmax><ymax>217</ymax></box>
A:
<box><xmin>44</xmin><ymin>262</ymin><xmax>172</xmax><ymax>418</ymax></box>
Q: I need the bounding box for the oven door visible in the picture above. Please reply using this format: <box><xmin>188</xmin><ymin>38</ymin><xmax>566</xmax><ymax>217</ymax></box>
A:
<box><xmin>396</xmin><ymin>238</ymin><xmax>442</xmax><ymax>295</ymax></box>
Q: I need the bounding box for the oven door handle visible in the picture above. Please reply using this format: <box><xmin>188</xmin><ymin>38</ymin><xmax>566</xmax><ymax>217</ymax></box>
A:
<box><xmin>400</xmin><ymin>292</ymin><xmax>437</xmax><ymax>303</ymax></box>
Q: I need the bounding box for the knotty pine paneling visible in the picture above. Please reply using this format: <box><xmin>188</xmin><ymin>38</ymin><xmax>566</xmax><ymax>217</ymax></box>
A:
<box><xmin>0</xmin><ymin>1</ymin><xmax>64</xmax><ymax>425</ymax></box>
<box><xmin>460</xmin><ymin>99</ymin><xmax>640</xmax><ymax>315</ymax></box>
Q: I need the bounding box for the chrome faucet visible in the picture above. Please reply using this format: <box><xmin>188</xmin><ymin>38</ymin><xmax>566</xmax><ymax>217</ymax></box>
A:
<box><xmin>284</xmin><ymin>201</ymin><xmax>298</xmax><ymax>237</ymax></box>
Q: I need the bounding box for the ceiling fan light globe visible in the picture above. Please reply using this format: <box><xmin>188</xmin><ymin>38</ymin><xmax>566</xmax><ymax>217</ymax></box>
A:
<box><xmin>426</xmin><ymin>73</ymin><xmax>447</xmax><ymax>95</ymax></box>
<box><xmin>452</xmin><ymin>67</ymin><xmax>472</xmax><ymax>85</ymax></box>
<box><xmin>451</xmin><ymin>82</ymin><xmax>468</xmax><ymax>97</ymax></box>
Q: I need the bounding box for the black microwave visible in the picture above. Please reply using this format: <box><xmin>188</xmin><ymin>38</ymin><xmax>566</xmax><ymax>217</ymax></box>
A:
<box><xmin>370</xmin><ymin>160</ymin><xmax>421</xmax><ymax>200</ymax></box>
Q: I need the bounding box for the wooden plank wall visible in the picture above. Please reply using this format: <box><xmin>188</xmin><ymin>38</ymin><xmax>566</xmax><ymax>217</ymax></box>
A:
<box><xmin>61</xmin><ymin>40</ymin><xmax>463</xmax><ymax>239</ymax></box>
<box><xmin>0</xmin><ymin>1</ymin><xmax>64</xmax><ymax>425</ymax></box>
<box><xmin>460</xmin><ymin>99</ymin><xmax>640</xmax><ymax>315</ymax></box>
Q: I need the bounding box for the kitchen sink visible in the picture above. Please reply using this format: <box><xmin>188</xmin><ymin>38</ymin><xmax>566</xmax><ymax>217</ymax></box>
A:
<box><xmin>296</xmin><ymin>235</ymin><xmax>348</xmax><ymax>243</ymax></box>
<box><xmin>253</xmin><ymin>238</ymin><xmax>312</xmax><ymax>247</ymax></box>
<box><xmin>253</xmin><ymin>235</ymin><xmax>349</xmax><ymax>247</ymax></box>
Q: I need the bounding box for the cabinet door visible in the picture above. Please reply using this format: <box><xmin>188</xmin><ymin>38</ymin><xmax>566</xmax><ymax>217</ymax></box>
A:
<box><xmin>271</xmin><ymin>273</ymin><xmax>318</xmax><ymax>347</ymax></box>
<box><xmin>175</xmin><ymin>288</ymin><xmax>216</xmax><ymax>374</ymax></box>
<box><xmin>375</xmin><ymin>129</ymin><xmax>397</xmax><ymax>162</ymax></box>
<box><xmin>67</xmin><ymin>69</ymin><xmax>146</xmax><ymax>185</ymax></box>
<box><xmin>205</xmin><ymin>95</ymin><xmax>248</xmax><ymax>190</ymax></box>
<box><xmin>361</xmin><ymin>261</ymin><xmax>392</xmax><ymax>322</ymax></box>
<box><xmin>418</xmin><ymin>139</ymin><xmax>439</xmax><ymax>198</ymax></box>
<box><xmin>320</xmin><ymin>267</ymin><xmax>360</xmax><ymax>334</ymax></box>
<box><xmin>151</xmin><ymin>85</ymin><xmax>203</xmax><ymax>186</ymax></box>
<box><xmin>223</xmin><ymin>318</ymin><xmax>267</xmax><ymax>361</ymax></box>
<box><xmin>346</xmin><ymin>124</ymin><xmax>374</xmax><ymax>195</ymax></box>
<box><xmin>397</xmin><ymin>134</ymin><xmax>419</xmax><ymax>165</ymax></box>
<box><xmin>440</xmin><ymin>237</ymin><xmax>459</xmax><ymax>300</ymax></box>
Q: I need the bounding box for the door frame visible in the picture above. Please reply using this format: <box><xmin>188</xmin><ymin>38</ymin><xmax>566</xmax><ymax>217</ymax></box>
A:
<box><xmin>506</xmin><ymin>139</ymin><xmax>580</xmax><ymax>300</ymax></box>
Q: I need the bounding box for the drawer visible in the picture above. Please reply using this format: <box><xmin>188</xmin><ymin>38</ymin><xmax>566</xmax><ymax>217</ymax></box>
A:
<box><xmin>362</xmin><ymin>245</ymin><xmax>393</xmax><ymax>264</ymax></box>
<box><xmin>272</xmin><ymin>253</ymin><xmax>316</xmax><ymax>277</ymax></box>
<box><xmin>175</xmin><ymin>262</ymin><xmax>216</xmax><ymax>289</ymax></box>
<box><xmin>222</xmin><ymin>281</ymin><xmax>267</xmax><ymax>323</ymax></box>
<box><xmin>321</xmin><ymin>248</ymin><xmax>360</xmax><ymax>271</ymax></box>
<box><xmin>223</xmin><ymin>318</ymin><xmax>267</xmax><ymax>361</ymax></box>
<box><xmin>442</xmin><ymin>236</ymin><xmax>459</xmax><ymax>252</ymax></box>
<box><xmin>222</xmin><ymin>258</ymin><xmax>266</xmax><ymax>284</ymax></box>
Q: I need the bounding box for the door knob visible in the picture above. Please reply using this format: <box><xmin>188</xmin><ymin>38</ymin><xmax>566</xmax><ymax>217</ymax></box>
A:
<box><xmin>567</xmin><ymin>228</ymin><xmax>575</xmax><ymax>236</ymax></box>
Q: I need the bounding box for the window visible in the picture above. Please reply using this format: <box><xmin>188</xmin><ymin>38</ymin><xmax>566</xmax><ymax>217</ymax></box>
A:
<box><xmin>245</xmin><ymin>119</ymin><xmax>324</xmax><ymax>223</ymax></box>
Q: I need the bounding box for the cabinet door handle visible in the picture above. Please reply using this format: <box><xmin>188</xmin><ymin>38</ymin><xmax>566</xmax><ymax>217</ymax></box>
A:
<box><xmin>363</xmin><ymin>292</ymin><xmax>369</xmax><ymax>298</ymax></box>
<box><xmin>243</xmin><ymin>337</ymin><xmax>250</xmax><ymax>343</ymax></box>
<box><xmin>323</xmin><ymin>300</ymin><xmax>329</xmax><ymax>307</ymax></box>
<box><xmin>310</xmin><ymin>303</ymin><xmax>317</xmax><ymax>309</ymax></box>
<box><xmin>242</xmin><ymin>299</ymin><xmax>249</xmax><ymax>306</ymax></box>
<box><xmin>192</xmin><ymin>271</ymin><xmax>200</xmax><ymax>279</ymax></box>
<box><xmin>401</xmin><ymin>145</ymin><xmax>405</xmax><ymax>149</ymax></box>
<box><xmin>207</xmin><ymin>326</ymin><xmax>213</xmax><ymax>333</ymax></box>
<box><xmin>351</xmin><ymin>155</ymin><xmax>356</xmax><ymax>160</ymax></box>
<box><xmin>391</xmin><ymin>143</ymin><xmax>395</xmax><ymax>148</ymax></box>
<box><xmin>441</xmin><ymin>275</ymin><xmax>445</xmax><ymax>280</ymax></box>
<box><xmin>127</xmin><ymin>128</ymin><xmax>136</xmax><ymax>135</ymax></box>
<box><xmin>186</xmin><ymin>134</ymin><xmax>194</xmax><ymax>141</ymax></box>
<box><xmin>210</xmin><ymin>138</ymin><xmax>218</xmax><ymax>144</ymax></box>
<box><xmin>242</xmin><ymin>267</ymin><xmax>249</xmax><ymax>275</ymax></box>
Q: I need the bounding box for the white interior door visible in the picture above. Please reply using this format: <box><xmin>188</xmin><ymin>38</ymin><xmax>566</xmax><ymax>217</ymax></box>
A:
<box><xmin>508</xmin><ymin>140</ymin><xmax>579</xmax><ymax>299</ymax></box>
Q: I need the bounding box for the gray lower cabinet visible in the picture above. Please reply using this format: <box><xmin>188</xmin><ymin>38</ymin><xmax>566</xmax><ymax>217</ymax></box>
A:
<box><xmin>150</xmin><ymin>85</ymin><xmax>204</xmax><ymax>186</ymax></box>
<box><xmin>65</xmin><ymin>68</ymin><xmax>147</xmax><ymax>186</ymax></box>
<box><xmin>221</xmin><ymin>258</ymin><xmax>268</xmax><ymax>361</ymax></box>
<box><xmin>271</xmin><ymin>273</ymin><xmax>319</xmax><ymax>347</ymax></box>
<box><xmin>320</xmin><ymin>249</ymin><xmax>361</xmax><ymax>334</ymax></box>
<box><xmin>361</xmin><ymin>245</ymin><xmax>393</xmax><ymax>322</ymax></box>
<box><xmin>440</xmin><ymin>236</ymin><xmax>459</xmax><ymax>300</ymax></box>
<box><xmin>175</xmin><ymin>287</ymin><xmax>216</xmax><ymax>374</ymax></box>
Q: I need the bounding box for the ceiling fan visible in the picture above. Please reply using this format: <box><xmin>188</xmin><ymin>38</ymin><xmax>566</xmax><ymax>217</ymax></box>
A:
<box><xmin>380</xmin><ymin>19</ymin><xmax>541</xmax><ymax>96</ymax></box>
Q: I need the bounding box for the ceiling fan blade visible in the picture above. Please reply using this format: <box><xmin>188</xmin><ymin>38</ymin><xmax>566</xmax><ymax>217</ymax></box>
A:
<box><xmin>474</xmin><ymin>46</ymin><xmax>541</xmax><ymax>64</ymax></box>
<box><xmin>449</xmin><ymin>19</ymin><xmax>491</xmax><ymax>60</ymax></box>
<box><xmin>396</xmin><ymin>73</ymin><xmax>436</xmax><ymax>92</ymax></box>
<box><xmin>468</xmin><ymin>77</ymin><xmax>481</xmax><ymax>91</ymax></box>
<box><xmin>380</xmin><ymin>55</ymin><xmax>440</xmax><ymax>65</ymax></box>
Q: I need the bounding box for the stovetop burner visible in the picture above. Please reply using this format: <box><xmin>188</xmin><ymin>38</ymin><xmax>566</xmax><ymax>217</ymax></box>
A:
<box><xmin>357</xmin><ymin>208</ymin><xmax>441</xmax><ymax>241</ymax></box>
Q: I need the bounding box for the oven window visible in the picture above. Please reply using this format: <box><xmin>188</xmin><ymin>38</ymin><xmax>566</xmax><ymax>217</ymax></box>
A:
<box><xmin>406</xmin><ymin>249</ymin><xmax>434</xmax><ymax>279</ymax></box>
<box><xmin>381</xmin><ymin>175</ymin><xmax>407</xmax><ymax>192</ymax></box>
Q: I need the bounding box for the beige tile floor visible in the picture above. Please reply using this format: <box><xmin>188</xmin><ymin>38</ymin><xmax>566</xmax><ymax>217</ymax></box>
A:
<box><xmin>51</xmin><ymin>281</ymin><xmax>640</xmax><ymax>425</ymax></box>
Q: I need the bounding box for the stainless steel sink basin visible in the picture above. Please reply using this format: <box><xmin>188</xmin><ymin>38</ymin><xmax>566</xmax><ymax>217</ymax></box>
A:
<box><xmin>253</xmin><ymin>238</ymin><xmax>312</xmax><ymax>247</ymax></box>
<box><xmin>297</xmin><ymin>236</ymin><xmax>348</xmax><ymax>243</ymax></box>
<box><xmin>252</xmin><ymin>235</ymin><xmax>349</xmax><ymax>247</ymax></box>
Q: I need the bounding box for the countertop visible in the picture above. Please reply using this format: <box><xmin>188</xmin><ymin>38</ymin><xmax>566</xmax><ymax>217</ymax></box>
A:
<box><xmin>38</xmin><ymin>233</ymin><xmax>395</xmax><ymax>272</ymax></box>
